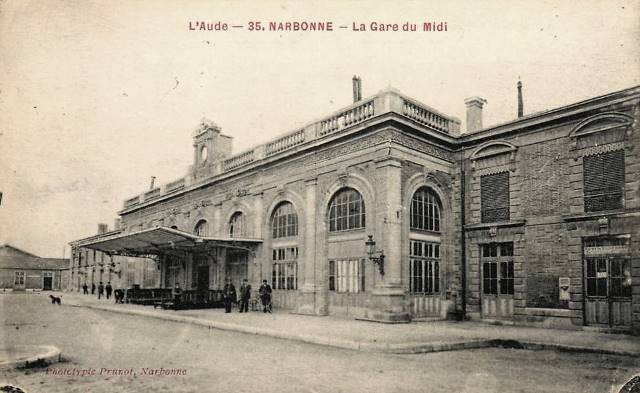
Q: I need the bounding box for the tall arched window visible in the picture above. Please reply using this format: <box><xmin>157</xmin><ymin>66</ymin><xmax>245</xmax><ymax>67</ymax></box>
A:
<box><xmin>410</xmin><ymin>188</ymin><xmax>441</xmax><ymax>232</ymax></box>
<box><xmin>328</xmin><ymin>188</ymin><xmax>365</xmax><ymax>232</ymax></box>
<box><xmin>271</xmin><ymin>202</ymin><xmax>298</xmax><ymax>238</ymax></box>
<box><xmin>194</xmin><ymin>219</ymin><xmax>209</xmax><ymax>237</ymax></box>
<box><xmin>409</xmin><ymin>187</ymin><xmax>442</xmax><ymax>296</ymax></box>
<box><xmin>229</xmin><ymin>212</ymin><xmax>246</xmax><ymax>238</ymax></box>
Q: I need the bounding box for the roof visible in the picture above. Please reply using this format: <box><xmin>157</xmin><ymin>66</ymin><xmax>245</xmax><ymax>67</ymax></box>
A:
<box><xmin>0</xmin><ymin>254</ymin><xmax>68</xmax><ymax>270</ymax></box>
<box><xmin>0</xmin><ymin>244</ymin><xmax>40</xmax><ymax>258</ymax></box>
<box><xmin>77</xmin><ymin>227</ymin><xmax>262</xmax><ymax>256</ymax></box>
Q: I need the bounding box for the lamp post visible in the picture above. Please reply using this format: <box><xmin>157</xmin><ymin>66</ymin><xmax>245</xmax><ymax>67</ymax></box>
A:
<box><xmin>365</xmin><ymin>235</ymin><xmax>385</xmax><ymax>275</ymax></box>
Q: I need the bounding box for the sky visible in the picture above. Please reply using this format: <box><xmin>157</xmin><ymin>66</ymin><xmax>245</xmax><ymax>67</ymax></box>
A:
<box><xmin>0</xmin><ymin>0</ymin><xmax>638</xmax><ymax>257</ymax></box>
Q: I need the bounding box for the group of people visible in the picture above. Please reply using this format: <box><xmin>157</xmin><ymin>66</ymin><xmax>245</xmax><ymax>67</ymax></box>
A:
<box><xmin>222</xmin><ymin>279</ymin><xmax>272</xmax><ymax>313</ymax></box>
<box><xmin>82</xmin><ymin>281</ymin><xmax>114</xmax><ymax>301</ymax></box>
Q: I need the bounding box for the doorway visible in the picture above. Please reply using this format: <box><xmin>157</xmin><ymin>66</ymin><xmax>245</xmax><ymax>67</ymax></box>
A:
<box><xmin>583</xmin><ymin>237</ymin><xmax>632</xmax><ymax>328</ymax></box>
<box><xmin>43</xmin><ymin>272</ymin><xmax>53</xmax><ymax>290</ymax></box>
<box><xmin>226</xmin><ymin>251</ymin><xmax>248</xmax><ymax>291</ymax></box>
<box><xmin>480</xmin><ymin>242</ymin><xmax>514</xmax><ymax>320</ymax></box>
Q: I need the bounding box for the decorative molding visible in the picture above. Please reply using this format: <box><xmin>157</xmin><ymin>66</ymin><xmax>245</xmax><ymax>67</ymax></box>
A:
<box><xmin>581</xmin><ymin>142</ymin><xmax>625</xmax><ymax>158</ymax></box>
<box><xmin>568</xmin><ymin>112</ymin><xmax>633</xmax><ymax>139</ymax></box>
<box><xmin>470</xmin><ymin>141</ymin><xmax>518</xmax><ymax>174</ymax></box>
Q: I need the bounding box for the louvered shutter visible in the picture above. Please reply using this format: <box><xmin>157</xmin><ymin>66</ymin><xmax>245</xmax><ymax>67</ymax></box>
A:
<box><xmin>583</xmin><ymin>150</ymin><xmax>624</xmax><ymax>212</ymax></box>
<box><xmin>481</xmin><ymin>172</ymin><xmax>510</xmax><ymax>223</ymax></box>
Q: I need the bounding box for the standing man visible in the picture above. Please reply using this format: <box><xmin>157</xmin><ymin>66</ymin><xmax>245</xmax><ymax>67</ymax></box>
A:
<box><xmin>82</xmin><ymin>283</ymin><xmax>88</xmax><ymax>295</ymax></box>
<box><xmin>259</xmin><ymin>279</ymin><xmax>272</xmax><ymax>313</ymax></box>
<box><xmin>97</xmin><ymin>282</ymin><xmax>104</xmax><ymax>300</ymax></box>
<box><xmin>222</xmin><ymin>279</ymin><xmax>237</xmax><ymax>313</ymax></box>
<box><xmin>105</xmin><ymin>282</ymin><xmax>113</xmax><ymax>300</ymax></box>
<box><xmin>238</xmin><ymin>279</ymin><xmax>251</xmax><ymax>313</ymax></box>
<box><xmin>91</xmin><ymin>282</ymin><xmax>96</xmax><ymax>295</ymax></box>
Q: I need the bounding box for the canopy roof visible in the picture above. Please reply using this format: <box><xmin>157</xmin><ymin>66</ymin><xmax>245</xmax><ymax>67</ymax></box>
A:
<box><xmin>76</xmin><ymin>227</ymin><xmax>262</xmax><ymax>257</ymax></box>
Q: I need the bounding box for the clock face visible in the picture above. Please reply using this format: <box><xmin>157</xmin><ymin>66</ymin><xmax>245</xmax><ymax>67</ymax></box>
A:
<box><xmin>201</xmin><ymin>145</ymin><xmax>208</xmax><ymax>163</ymax></box>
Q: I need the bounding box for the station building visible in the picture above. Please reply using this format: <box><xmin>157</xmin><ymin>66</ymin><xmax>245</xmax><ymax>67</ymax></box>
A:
<box><xmin>73</xmin><ymin>79</ymin><xmax>640</xmax><ymax>333</ymax></box>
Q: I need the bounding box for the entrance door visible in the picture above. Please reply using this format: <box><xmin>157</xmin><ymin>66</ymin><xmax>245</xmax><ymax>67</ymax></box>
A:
<box><xmin>43</xmin><ymin>272</ymin><xmax>53</xmax><ymax>290</ymax></box>
<box><xmin>584</xmin><ymin>257</ymin><xmax>632</xmax><ymax>328</ymax></box>
<box><xmin>226</xmin><ymin>251</ymin><xmax>248</xmax><ymax>291</ymax></box>
<box><xmin>480</xmin><ymin>243</ymin><xmax>514</xmax><ymax>320</ymax></box>
<box><xmin>197</xmin><ymin>265</ymin><xmax>209</xmax><ymax>291</ymax></box>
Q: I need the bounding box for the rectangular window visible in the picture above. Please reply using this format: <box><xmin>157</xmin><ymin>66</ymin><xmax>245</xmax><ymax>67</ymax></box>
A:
<box><xmin>481</xmin><ymin>243</ymin><xmax>514</xmax><ymax>296</ymax></box>
<box><xmin>610</xmin><ymin>259</ymin><xmax>632</xmax><ymax>298</ymax></box>
<box><xmin>409</xmin><ymin>240</ymin><xmax>440</xmax><ymax>295</ymax></box>
<box><xmin>583</xmin><ymin>150</ymin><xmax>625</xmax><ymax>212</ymax></box>
<box><xmin>14</xmin><ymin>271</ymin><xmax>25</xmax><ymax>286</ymax></box>
<box><xmin>328</xmin><ymin>259</ymin><xmax>365</xmax><ymax>293</ymax></box>
<box><xmin>586</xmin><ymin>258</ymin><xmax>608</xmax><ymax>297</ymax></box>
<box><xmin>480</xmin><ymin>172</ymin><xmax>510</xmax><ymax>223</ymax></box>
<box><xmin>271</xmin><ymin>247</ymin><xmax>298</xmax><ymax>290</ymax></box>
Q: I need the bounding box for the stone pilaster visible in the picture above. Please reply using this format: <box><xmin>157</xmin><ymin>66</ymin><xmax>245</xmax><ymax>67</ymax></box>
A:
<box><xmin>362</xmin><ymin>157</ymin><xmax>411</xmax><ymax>323</ymax></box>
<box><xmin>297</xmin><ymin>177</ymin><xmax>323</xmax><ymax>315</ymax></box>
<box><xmin>253</xmin><ymin>192</ymin><xmax>263</xmax><ymax>239</ymax></box>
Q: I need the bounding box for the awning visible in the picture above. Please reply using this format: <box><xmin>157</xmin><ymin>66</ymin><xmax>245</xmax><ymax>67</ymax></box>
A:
<box><xmin>76</xmin><ymin>227</ymin><xmax>262</xmax><ymax>257</ymax></box>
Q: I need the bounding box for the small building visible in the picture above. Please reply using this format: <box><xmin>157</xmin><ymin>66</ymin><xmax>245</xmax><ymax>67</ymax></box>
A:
<box><xmin>73</xmin><ymin>79</ymin><xmax>640</xmax><ymax>334</ymax></box>
<box><xmin>0</xmin><ymin>245</ymin><xmax>69</xmax><ymax>291</ymax></box>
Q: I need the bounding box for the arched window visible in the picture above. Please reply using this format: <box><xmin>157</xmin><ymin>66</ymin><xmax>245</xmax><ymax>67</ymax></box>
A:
<box><xmin>194</xmin><ymin>220</ymin><xmax>209</xmax><ymax>237</ymax></box>
<box><xmin>410</xmin><ymin>188</ymin><xmax>441</xmax><ymax>232</ymax></box>
<box><xmin>229</xmin><ymin>212</ymin><xmax>246</xmax><ymax>238</ymax></box>
<box><xmin>328</xmin><ymin>188</ymin><xmax>365</xmax><ymax>232</ymax></box>
<box><xmin>271</xmin><ymin>202</ymin><xmax>298</xmax><ymax>238</ymax></box>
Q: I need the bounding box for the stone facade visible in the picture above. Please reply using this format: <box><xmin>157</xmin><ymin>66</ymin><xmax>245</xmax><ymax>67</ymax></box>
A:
<box><xmin>75</xmin><ymin>86</ymin><xmax>640</xmax><ymax>333</ymax></box>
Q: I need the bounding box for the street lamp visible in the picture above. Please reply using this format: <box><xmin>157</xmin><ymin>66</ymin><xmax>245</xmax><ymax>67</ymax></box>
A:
<box><xmin>365</xmin><ymin>235</ymin><xmax>385</xmax><ymax>275</ymax></box>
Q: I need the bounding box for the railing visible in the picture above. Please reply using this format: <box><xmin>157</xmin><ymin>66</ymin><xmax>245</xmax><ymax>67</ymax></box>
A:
<box><xmin>223</xmin><ymin>149</ymin><xmax>255</xmax><ymax>171</ymax></box>
<box><xmin>122</xmin><ymin>90</ymin><xmax>460</xmax><ymax>210</ymax></box>
<box><xmin>402</xmin><ymin>99</ymin><xmax>451</xmax><ymax>134</ymax></box>
<box><xmin>144</xmin><ymin>188</ymin><xmax>161</xmax><ymax>201</ymax></box>
<box><xmin>124</xmin><ymin>196</ymin><xmax>140</xmax><ymax>208</ymax></box>
<box><xmin>319</xmin><ymin>100</ymin><xmax>375</xmax><ymax>136</ymax></box>
<box><xmin>266</xmin><ymin>129</ymin><xmax>305</xmax><ymax>156</ymax></box>
<box><xmin>165</xmin><ymin>178</ymin><xmax>185</xmax><ymax>193</ymax></box>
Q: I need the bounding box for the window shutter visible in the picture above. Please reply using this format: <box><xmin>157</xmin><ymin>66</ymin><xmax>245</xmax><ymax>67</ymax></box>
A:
<box><xmin>583</xmin><ymin>150</ymin><xmax>624</xmax><ymax>212</ymax></box>
<box><xmin>480</xmin><ymin>172</ymin><xmax>510</xmax><ymax>223</ymax></box>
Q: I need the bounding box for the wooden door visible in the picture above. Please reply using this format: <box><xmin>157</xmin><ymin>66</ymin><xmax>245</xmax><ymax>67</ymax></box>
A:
<box><xmin>480</xmin><ymin>243</ymin><xmax>514</xmax><ymax>320</ymax></box>
<box><xmin>584</xmin><ymin>257</ymin><xmax>632</xmax><ymax>328</ymax></box>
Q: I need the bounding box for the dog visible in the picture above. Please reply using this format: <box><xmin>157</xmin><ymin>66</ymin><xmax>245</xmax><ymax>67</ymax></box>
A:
<box><xmin>49</xmin><ymin>295</ymin><xmax>61</xmax><ymax>305</ymax></box>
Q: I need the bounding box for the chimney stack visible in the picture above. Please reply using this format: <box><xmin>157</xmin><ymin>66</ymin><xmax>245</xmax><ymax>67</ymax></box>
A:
<box><xmin>114</xmin><ymin>218</ymin><xmax>121</xmax><ymax>231</ymax></box>
<box><xmin>517</xmin><ymin>80</ymin><xmax>524</xmax><ymax>118</ymax></box>
<box><xmin>98</xmin><ymin>223</ymin><xmax>108</xmax><ymax>235</ymax></box>
<box><xmin>352</xmin><ymin>75</ymin><xmax>362</xmax><ymax>102</ymax></box>
<box><xmin>150</xmin><ymin>176</ymin><xmax>156</xmax><ymax>190</ymax></box>
<box><xmin>464</xmin><ymin>97</ymin><xmax>487</xmax><ymax>133</ymax></box>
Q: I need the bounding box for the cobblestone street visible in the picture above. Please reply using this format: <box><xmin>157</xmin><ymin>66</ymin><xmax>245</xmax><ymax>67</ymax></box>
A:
<box><xmin>1</xmin><ymin>293</ymin><xmax>638</xmax><ymax>393</ymax></box>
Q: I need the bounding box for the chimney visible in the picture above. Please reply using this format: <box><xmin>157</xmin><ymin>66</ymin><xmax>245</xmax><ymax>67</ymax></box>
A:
<box><xmin>98</xmin><ymin>223</ymin><xmax>108</xmax><ymax>235</ymax></box>
<box><xmin>352</xmin><ymin>75</ymin><xmax>362</xmax><ymax>102</ymax></box>
<box><xmin>114</xmin><ymin>218</ymin><xmax>121</xmax><ymax>231</ymax></box>
<box><xmin>517</xmin><ymin>80</ymin><xmax>524</xmax><ymax>118</ymax></box>
<box><xmin>149</xmin><ymin>176</ymin><xmax>156</xmax><ymax>190</ymax></box>
<box><xmin>464</xmin><ymin>97</ymin><xmax>487</xmax><ymax>133</ymax></box>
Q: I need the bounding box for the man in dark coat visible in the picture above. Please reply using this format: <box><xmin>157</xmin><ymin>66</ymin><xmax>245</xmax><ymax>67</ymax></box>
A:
<box><xmin>82</xmin><ymin>283</ymin><xmax>88</xmax><ymax>294</ymax></box>
<box><xmin>259</xmin><ymin>279</ymin><xmax>272</xmax><ymax>313</ymax></box>
<box><xmin>91</xmin><ymin>283</ymin><xmax>96</xmax><ymax>294</ymax></box>
<box><xmin>97</xmin><ymin>282</ymin><xmax>104</xmax><ymax>299</ymax></box>
<box><xmin>105</xmin><ymin>282</ymin><xmax>113</xmax><ymax>299</ymax></box>
<box><xmin>223</xmin><ymin>279</ymin><xmax>237</xmax><ymax>313</ymax></box>
<box><xmin>238</xmin><ymin>279</ymin><xmax>251</xmax><ymax>313</ymax></box>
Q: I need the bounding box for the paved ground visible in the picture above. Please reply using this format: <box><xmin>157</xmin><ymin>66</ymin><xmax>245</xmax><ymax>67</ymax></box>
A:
<box><xmin>60</xmin><ymin>291</ymin><xmax>640</xmax><ymax>355</ymax></box>
<box><xmin>1</xmin><ymin>293</ymin><xmax>638</xmax><ymax>393</ymax></box>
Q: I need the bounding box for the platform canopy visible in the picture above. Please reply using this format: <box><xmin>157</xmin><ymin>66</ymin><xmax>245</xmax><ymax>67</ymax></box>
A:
<box><xmin>76</xmin><ymin>227</ymin><xmax>262</xmax><ymax>257</ymax></box>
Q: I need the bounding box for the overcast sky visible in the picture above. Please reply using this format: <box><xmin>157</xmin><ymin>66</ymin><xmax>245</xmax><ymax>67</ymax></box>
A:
<box><xmin>1</xmin><ymin>0</ymin><xmax>638</xmax><ymax>257</ymax></box>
